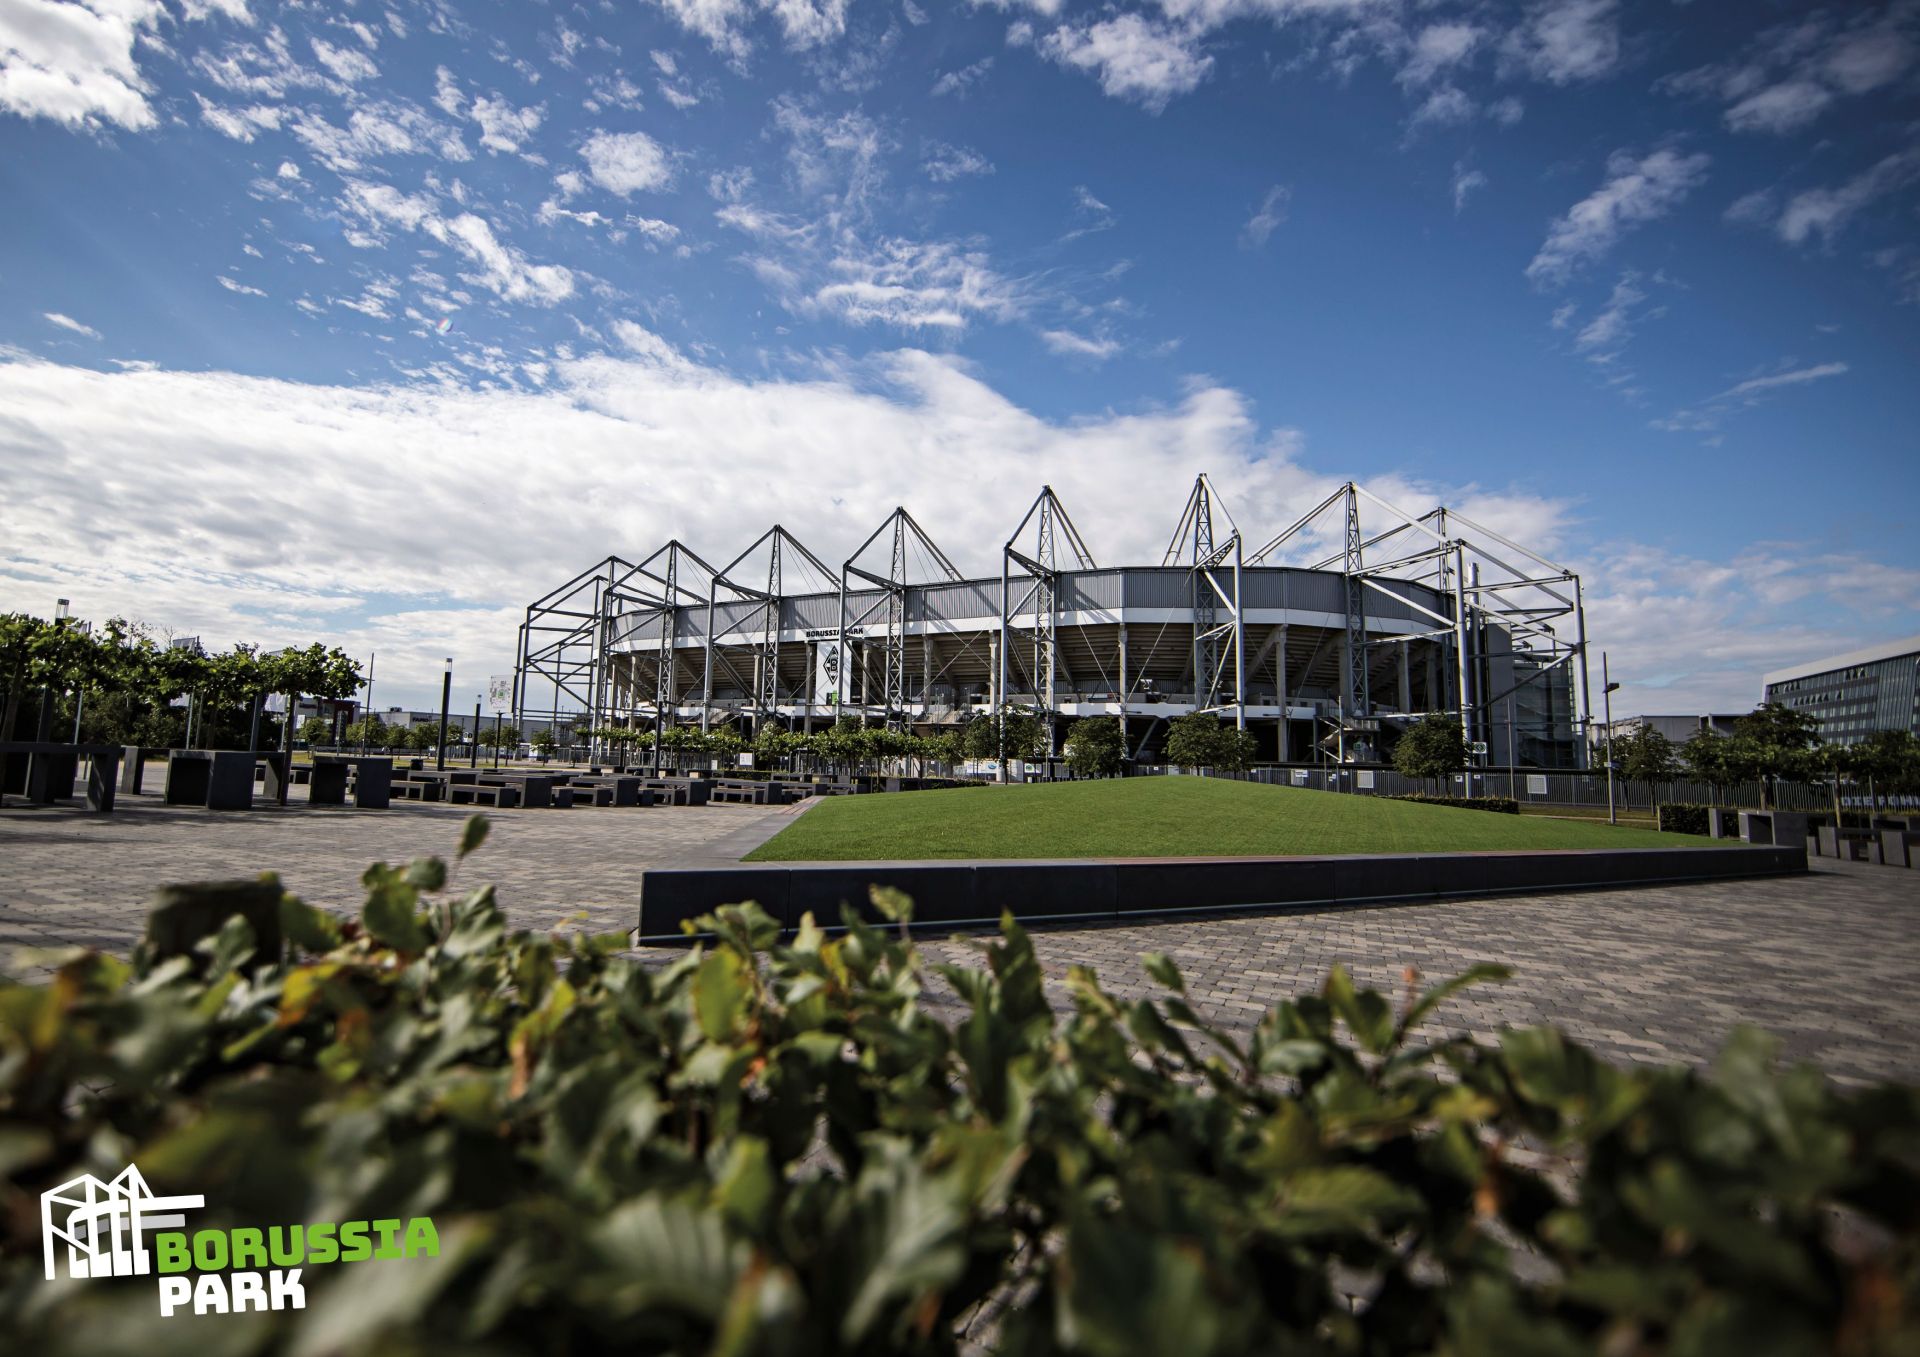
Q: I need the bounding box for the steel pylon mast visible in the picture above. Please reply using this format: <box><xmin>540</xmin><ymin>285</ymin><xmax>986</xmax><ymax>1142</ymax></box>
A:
<box><xmin>1000</xmin><ymin>486</ymin><xmax>1097</xmax><ymax>742</ymax></box>
<box><xmin>1162</xmin><ymin>474</ymin><xmax>1246</xmax><ymax>728</ymax></box>
<box><xmin>700</xmin><ymin>525</ymin><xmax>836</xmax><ymax>732</ymax></box>
<box><xmin>839</xmin><ymin>507</ymin><xmax>961</xmax><ymax>729</ymax></box>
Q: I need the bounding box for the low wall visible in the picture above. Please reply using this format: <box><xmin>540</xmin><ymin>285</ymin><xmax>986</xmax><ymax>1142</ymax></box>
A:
<box><xmin>637</xmin><ymin>843</ymin><xmax>1807</xmax><ymax>942</ymax></box>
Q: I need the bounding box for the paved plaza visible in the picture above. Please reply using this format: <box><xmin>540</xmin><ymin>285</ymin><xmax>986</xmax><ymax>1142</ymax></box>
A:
<box><xmin>2</xmin><ymin>789</ymin><xmax>1915</xmax><ymax>1085</ymax></box>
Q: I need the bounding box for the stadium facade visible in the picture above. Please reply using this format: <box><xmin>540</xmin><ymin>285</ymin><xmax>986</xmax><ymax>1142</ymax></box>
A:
<box><xmin>516</xmin><ymin>478</ymin><xmax>1592</xmax><ymax>768</ymax></box>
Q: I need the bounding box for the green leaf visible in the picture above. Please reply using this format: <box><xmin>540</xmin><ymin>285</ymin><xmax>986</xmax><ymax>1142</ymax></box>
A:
<box><xmin>1141</xmin><ymin>951</ymin><xmax>1186</xmax><ymax>992</ymax></box>
<box><xmin>404</xmin><ymin>855</ymin><xmax>448</xmax><ymax>891</ymax></box>
<box><xmin>363</xmin><ymin>883</ymin><xmax>430</xmax><ymax>953</ymax></box>
<box><xmin>1324</xmin><ymin>965</ymin><xmax>1395</xmax><ymax>1054</ymax></box>
<box><xmin>457</xmin><ymin>813</ymin><xmax>490</xmax><ymax>859</ymax></box>
<box><xmin>279</xmin><ymin>894</ymin><xmax>343</xmax><ymax>955</ymax></box>
<box><xmin>695</xmin><ymin>949</ymin><xmax>752</xmax><ymax>1043</ymax></box>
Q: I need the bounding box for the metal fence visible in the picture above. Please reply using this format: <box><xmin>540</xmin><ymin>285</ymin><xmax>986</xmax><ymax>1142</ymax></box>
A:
<box><xmin>1212</xmin><ymin>764</ymin><xmax>1919</xmax><ymax>812</ymax></box>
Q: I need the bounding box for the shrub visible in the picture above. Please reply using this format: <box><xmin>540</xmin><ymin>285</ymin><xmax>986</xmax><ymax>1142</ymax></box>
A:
<box><xmin>1389</xmin><ymin>793</ymin><xmax>1521</xmax><ymax>814</ymax></box>
<box><xmin>3</xmin><ymin>819</ymin><xmax>1916</xmax><ymax>1354</ymax></box>
<box><xmin>1657</xmin><ymin>802</ymin><xmax>1711</xmax><ymax>835</ymax></box>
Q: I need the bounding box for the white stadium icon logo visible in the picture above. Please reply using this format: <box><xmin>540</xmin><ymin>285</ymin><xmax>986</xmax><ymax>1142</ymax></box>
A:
<box><xmin>41</xmin><ymin>1165</ymin><xmax>205</xmax><ymax>1282</ymax></box>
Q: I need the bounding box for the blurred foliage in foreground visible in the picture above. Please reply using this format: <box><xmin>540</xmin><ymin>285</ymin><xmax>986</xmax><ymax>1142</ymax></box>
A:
<box><xmin>2</xmin><ymin>815</ymin><xmax>1916</xmax><ymax>1356</ymax></box>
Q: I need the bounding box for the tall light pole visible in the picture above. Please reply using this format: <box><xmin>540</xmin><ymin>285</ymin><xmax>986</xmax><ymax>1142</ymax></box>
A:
<box><xmin>362</xmin><ymin>651</ymin><xmax>376</xmax><ymax>754</ymax></box>
<box><xmin>1602</xmin><ymin>651</ymin><xmax>1622</xmax><ymax>827</ymax></box>
<box><xmin>436</xmin><ymin>657</ymin><xmax>453</xmax><ymax>771</ymax></box>
<box><xmin>471</xmin><ymin>696</ymin><xmax>481</xmax><ymax>768</ymax></box>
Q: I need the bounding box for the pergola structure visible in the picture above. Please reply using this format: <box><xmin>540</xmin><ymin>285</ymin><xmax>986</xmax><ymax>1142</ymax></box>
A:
<box><xmin>514</xmin><ymin>476</ymin><xmax>1592</xmax><ymax>768</ymax></box>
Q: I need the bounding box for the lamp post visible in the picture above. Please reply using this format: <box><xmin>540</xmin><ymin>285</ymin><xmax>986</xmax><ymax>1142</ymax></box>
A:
<box><xmin>1601</xmin><ymin>651</ymin><xmax>1622</xmax><ymax>827</ymax></box>
<box><xmin>361</xmin><ymin>651</ymin><xmax>376</xmax><ymax>754</ymax></box>
<box><xmin>436</xmin><ymin>658</ymin><xmax>453</xmax><ymax>772</ymax></box>
<box><xmin>471</xmin><ymin>696</ymin><xmax>481</xmax><ymax>768</ymax></box>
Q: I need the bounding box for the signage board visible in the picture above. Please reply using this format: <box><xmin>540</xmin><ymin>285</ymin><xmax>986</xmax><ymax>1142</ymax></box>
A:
<box><xmin>1356</xmin><ymin>770</ymin><xmax>1374</xmax><ymax>789</ymax></box>
<box><xmin>486</xmin><ymin>674</ymin><xmax>514</xmax><ymax>714</ymax></box>
<box><xmin>1527</xmin><ymin>774</ymin><xmax>1549</xmax><ymax>796</ymax></box>
<box><xmin>813</xmin><ymin>641</ymin><xmax>841</xmax><ymax>708</ymax></box>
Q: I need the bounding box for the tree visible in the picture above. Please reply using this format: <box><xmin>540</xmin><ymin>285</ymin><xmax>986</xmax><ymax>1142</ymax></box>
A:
<box><xmin>1393</xmin><ymin>714</ymin><xmax>1469</xmax><ymax>795</ymax></box>
<box><xmin>530</xmin><ymin>727</ymin><xmax>557</xmax><ymax>758</ymax></box>
<box><xmin>1063</xmin><ymin>717</ymin><xmax>1125</xmax><ymax>778</ymax></box>
<box><xmin>1680</xmin><ymin>729</ymin><xmax>1734</xmax><ymax>805</ymax></box>
<box><xmin>298</xmin><ymin>716</ymin><xmax>332</xmax><ymax>746</ymax></box>
<box><xmin>1729</xmin><ymin>703</ymin><xmax>1822</xmax><ymax>809</ymax></box>
<box><xmin>409</xmin><ymin>724</ymin><xmax>439</xmax><ymax>752</ymax></box>
<box><xmin>962</xmin><ymin>707</ymin><xmax>1046</xmax><ymax>766</ymax></box>
<box><xmin>1164</xmin><ymin>714</ymin><xmax>1223</xmax><ymax>772</ymax></box>
<box><xmin>1615</xmin><ymin>726</ymin><xmax>1679</xmax><ymax>813</ymax></box>
<box><xmin>1214</xmin><ymin>726</ymin><xmax>1257</xmax><ymax>774</ymax></box>
<box><xmin>1849</xmin><ymin>729</ymin><xmax>1920</xmax><ymax>812</ymax></box>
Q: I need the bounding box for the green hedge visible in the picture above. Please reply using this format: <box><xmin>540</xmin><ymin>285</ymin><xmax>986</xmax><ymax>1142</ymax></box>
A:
<box><xmin>1657</xmin><ymin>803</ymin><xmax>1712</xmax><ymax>835</ymax></box>
<box><xmin>1388</xmin><ymin>793</ymin><xmax>1522</xmax><ymax>815</ymax></box>
<box><xmin>3</xmin><ymin>817</ymin><xmax>1916</xmax><ymax>1355</ymax></box>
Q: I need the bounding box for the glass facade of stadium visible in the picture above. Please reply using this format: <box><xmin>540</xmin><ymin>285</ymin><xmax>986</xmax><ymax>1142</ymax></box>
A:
<box><xmin>516</xmin><ymin>480</ymin><xmax>1591</xmax><ymax>769</ymax></box>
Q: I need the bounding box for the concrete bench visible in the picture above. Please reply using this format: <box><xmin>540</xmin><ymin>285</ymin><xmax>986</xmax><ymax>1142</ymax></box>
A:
<box><xmin>451</xmin><ymin>783</ymin><xmax>521</xmax><ymax>808</ymax></box>
<box><xmin>0</xmin><ymin>741</ymin><xmax>122</xmax><ymax>811</ymax></box>
<box><xmin>312</xmin><ymin>756</ymin><xmax>392</xmax><ymax>809</ymax></box>
<box><xmin>396</xmin><ymin>780</ymin><xmax>444</xmax><ymax>803</ymax></box>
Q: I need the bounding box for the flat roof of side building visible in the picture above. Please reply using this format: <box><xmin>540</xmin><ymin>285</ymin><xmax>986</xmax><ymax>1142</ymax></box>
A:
<box><xmin>1762</xmin><ymin>635</ymin><xmax>1920</xmax><ymax>689</ymax></box>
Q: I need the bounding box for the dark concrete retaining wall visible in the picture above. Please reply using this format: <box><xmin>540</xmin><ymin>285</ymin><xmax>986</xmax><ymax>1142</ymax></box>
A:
<box><xmin>637</xmin><ymin>843</ymin><xmax>1806</xmax><ymax>943</ymax></box>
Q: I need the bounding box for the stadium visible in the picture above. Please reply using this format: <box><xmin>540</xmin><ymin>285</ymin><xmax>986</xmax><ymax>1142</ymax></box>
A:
<box><xmin>515</xmin><ymin>477</ymin><xmax>1592</xmax><ymax>768</ymax></box>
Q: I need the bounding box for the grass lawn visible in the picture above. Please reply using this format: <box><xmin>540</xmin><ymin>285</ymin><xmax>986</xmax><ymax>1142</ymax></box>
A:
<box><xmin>745</xmin><ymin>777</ymin><xmax>1715</xmax><ymax>861</ymax></box>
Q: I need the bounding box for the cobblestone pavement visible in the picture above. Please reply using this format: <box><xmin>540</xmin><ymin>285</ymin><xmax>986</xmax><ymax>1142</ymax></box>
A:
<box><xmin>0</xmin><ymin>788</ymin><xmax>799</xmax><ymax>961</ymax></box>
<box><xmin>916</xmin><ymin>858</ymin><xmax>1919</xmax><ymax>1086</ymax></box>
<box><xmin>4</xmin><ymin>791</ymin><xmax>1915</xmax><ymax>1084</ymax></box>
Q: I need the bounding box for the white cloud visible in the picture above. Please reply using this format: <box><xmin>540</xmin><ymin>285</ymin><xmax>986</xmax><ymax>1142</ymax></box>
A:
<box><xmin>289</xmin><ymin>101</ymin><xmax>469</xmax><ymax>172</ymax></box>
<box><xmin>1526</xmin><ymin>148</ymin><xmax>1710</xmax><ymax>286</ymax></box>
<box><xmin>194</xmin><ymin>25</ymin><xmax>330</xmax><ymax>100</ymax></box>
<box><xmin>1040</xmin><ymin>328</ymin><xmax>1120</xmax><ymax>360</ymax></box>
<box><xmin>469</xmin><ymin>94</ymin><xmax>544</xmax><ymax>155</ymax></box>
<box><xmin>1707</xmin><ymin>361</ymin><xmax>1850</xmax><ymax>403</ymax></box>
<box><xmin>1502</xmin><ymin>0</ymin><xmax>1618</xmax><ymax>85</ymax></box>
<box><xmin>309</xmin><ymin>36</ymin><xmax>378</xmax><ymax>84</ymax></box>
<box><xmin>433</xmin><ymin>64</ymin><xmax>463</xmax><ymax>117</ymax></box>
<box><xmin>1239</xmin><ymin>184</ymin><xmax>1290</xmax><ymax>248</ymax></box>
<box><xmin>1775</xmin><ymin>147</ymin><xmax>1920</xmax><ymax>246</ymax></box>
<box><xmin>337</xmin><ymin>178</ymin><xmax>576</xmax><ymax>306</ymax></box>
<box><xmin>1452</xmin><ymin>164</ymin><xmax>1487</xmax><ymax>213</ymax></box>
<box><xmin>195</xmin><ymin>94</ymin><xmax>281</xmax><ymax>141</ymax></box>
<box><xmin>923</xmin><ymin>141</ymin><xmax>993</xmax><ymax>182</ymax></box>
<box><xmin>580</xmin><ymin>128</ymin><xmax>674</xmax><ymax>195</ymax></box>
<box><xmin>1398</xmin><ymin>22</ymin><xmax>1480</xmax><ymax>87</ymax></box>
<box><xmin>804</xmin><ymin>236</ymin><xmax>1025</xmax><ymax>329</ymax></box>
<box><xmin>1724</xmin><ymin>79</ymin><xmax>1833</xmax><ymax>135</ymax></box>
<box><xmin>178</xmin><ymin>0</ymin><xmax>253</xmax><ymax>18</ymax></box>
<box><xmin>218</xmin><ymin>275</ymin><xmax>267</xmax><ymax>297</ymax></box>
<box><xmin>1653</xmin><ymin>361</ymin><xmax>1849</xmax><ymax>435</ymax></box>
<box><xmin>932</xmin><ymin>55</ymin><xmax>993</xmax><ymax>97</ymax></box>
<box><xmin>1408</xmin><ymin>84</ymin><xmax>1473</xmax><ymax>129</ymax></box>
<box><xmin>1572</xmin><ymin>271</ymin><xmax>1644</xmax><ymax>361</ymax></box>
<box><xmin>1662</xmin><ymin>7</ymin><xmax>1918</xmax><ymax>136</ymax></box>
<box><xmin>1037</xmin><ymin>13</ymin><xmax>1213</xmax><ymax>113</ymax></box>
<box><xmin>644</xmin><ymin>0</ymin><xmax>850</xmax><ymax>60</ymax></box>
<box><xmin>43</xmin><ymin>311</ymin><xmax>99</xmax><ymax>338</ymax></box>
<box><xmin>0</xmin><ymin>0</ymin><xmax>163</xmax><ymax>131</ymax></box>
<box><xmin>436</xmin><ymin>214</ymin><xmax>577</xmax><ymax>305</ymax></box>
<box><xmin>1</xmin><ymin>352</ymin><xmax>1899</xmax><ymax>712</ymax></box>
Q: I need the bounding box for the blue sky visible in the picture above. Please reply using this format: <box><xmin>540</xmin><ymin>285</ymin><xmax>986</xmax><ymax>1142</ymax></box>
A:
<box><xmin>1</xmin><ymin>0</ymin><xmax>1916</xmax><ymax>711</ymax></box>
